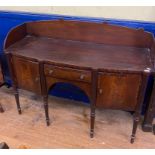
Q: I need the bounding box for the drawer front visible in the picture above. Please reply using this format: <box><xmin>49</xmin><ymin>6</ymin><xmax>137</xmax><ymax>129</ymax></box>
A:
<box><xmin>44</xmin><ymin>64</ymin><xmax>91</xmax><ymax>83</ymax></box>
<box><xmin>96</xmin><ymin>72</ymin><xmax>141</xmax><ymax>111</ymax></box>
<box><xmin>12</xmin><ymin>56</ymin><xmax>41</xmax><ymax>94</ymax></box>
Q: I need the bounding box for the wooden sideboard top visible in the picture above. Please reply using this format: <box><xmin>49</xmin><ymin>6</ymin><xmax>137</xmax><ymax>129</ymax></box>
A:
<box><xmin>6</xmin><ymin>35</ymin><xmax>152</xmax><ymax>72</ymax></box>
<box><xmin>4</xmin><ymin>20</ymin><xmax>155</xmax><ymax>72</ymax></box>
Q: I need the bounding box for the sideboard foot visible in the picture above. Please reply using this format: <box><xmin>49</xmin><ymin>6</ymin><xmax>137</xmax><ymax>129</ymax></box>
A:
<box><xmin>0</xmin><ymin>104</ymin><xmax>4</xmax><ymax>113</ymax></box>
<box><xmin>17</xmin><ymin>109</ymin><xmax>22</xmax><ymax>114</ymax></box>
<box><xmin>43</xmin><ymin>96</ymin><xmax>50</xmax><ymax>126</ymax></box>
<box><xmin>90</xmin><ymin>109</ymin><xmax>95</xmax><ymax>138</ymax></box>
<box><xmin>0</xmin><ymin>82</ymin><xmax>10</xmax><ymax>113</ymax></box>
<box><xmin>142</xmin><ymin>122</ymin><xmax>153</xmax><ymax>132</ymax></box>
<box><xmin>130</xmin><ymin>115</ymin><xmax>140</xmax><ymax>144</ymax></box>
<box><xmin>90</xmin><ymin>131</ymin><xmax>94</xmax><ymax>138</ymax></box>
<box><xmin>0</xmin><ymin>142</ymin><xmax>9</xmax><ymax>149</ymax></box>
<box><xmin>46</xmin><ymin>119</ymin><xmax>50</xmax><ymax>126</ymax></box>
<box><xmin>152</xmin><ymin>124</ymin><xmax>155</xmax><ymax>135</ymax></box>
<box><xmin>14</xmin><ymin>87</ymin><xmax>22</xmax><ymax>115</ymax></box>
<box><xmin>130</xmin><ymin>135</ymin><xmax>135</xmax><ymax>144</ymax></box>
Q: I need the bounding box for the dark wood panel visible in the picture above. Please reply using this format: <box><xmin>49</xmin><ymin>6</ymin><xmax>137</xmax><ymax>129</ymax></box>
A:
<box><xmin>6</xmin><ymin>36</ymin><xmax>153</xmax><ymax>72</ymax></box>
<box><xmin>4</xmin><ymin>24</ymin><xmax>27</xmax><ymax>49</ymax></box>
<box><xmin>12</xmin><ymin>56</ymin><xmax>41</xmax><ymax>94</ymax></box>
<box><xmin>26</xmin><ymin>20</ymin><xmax>153</xmax><ymax>48</ymax></box>
<box><xmin>96</xmin><ymin>72</ymin><xmax>142</xmax><ymax>110</ymax></box>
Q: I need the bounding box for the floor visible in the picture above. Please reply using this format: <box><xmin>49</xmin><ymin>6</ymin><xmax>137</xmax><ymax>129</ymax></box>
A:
<box><xmin>0</xmin><ymin>87</ymin><xmax>155</xmax><ymax>149</ymax></box>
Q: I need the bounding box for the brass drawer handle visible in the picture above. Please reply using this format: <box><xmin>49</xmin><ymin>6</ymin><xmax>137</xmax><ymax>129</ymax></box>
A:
<box><xmin>35</xmin><ymin>77</ymin><xmax>39</xmax><ymax>82</ymax></box>
<box><xmin>49</xmin><ymin>70</ymin><xmax>54</xmax><ymax>75</ymax></box>
<box><xmin>80</xmin><ymin>74</ymin><xmax>85</xmax><ymax>80</ymax></box>
<box><xmin>99</xmin><ymin>89</ymin><xmax>103</xmax><ymax>94</ymax></box>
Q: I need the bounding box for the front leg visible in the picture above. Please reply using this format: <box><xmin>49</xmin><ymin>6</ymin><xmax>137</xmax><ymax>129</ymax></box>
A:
<box><xmin>130</xmin><ymin>71</ymin><xmax>149</xmax><ymax>143</ymax></box>
<box><xmin>142</xmin><ymin>76</ymin><xmax>155</xmax><ymax>133</ymax></box>
<box><xmin>43</xmin><ymin>95</ymin><xmax>50</xmax><ymax>126</ymax></box>
<box><xmin>13</xmin><ymin>86</ymin><xmax>21</xmax><ymax>114</ymax></box>
<box><xmin>90</xmin><ymin>70</ymin><xmax>97</xmax><ymax>138</ymax></box>
<box><xmin>130</xmin><ymin>114</ymin><xmax>140</xmax><ymax>143</ymax></box>
<box><xmin>90</xmin><ymin>107</ymin><xmax>95</xmax><ymax>138</ymax></box>
<box><xmin>0</xmin><ymin>104</ymin><xmax>4</xmax><ymax>113</ymax></box>
<box><xmin>6</xmin><ymin>53</ymin><xmax>21</xmax><ymax>115</ymax></box>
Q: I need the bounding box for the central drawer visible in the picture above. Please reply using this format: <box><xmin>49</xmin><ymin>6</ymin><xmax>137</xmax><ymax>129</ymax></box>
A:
<box><xmin>44</xmin><ymin>64</ymin><xmax>92</xmax><ymax>83</ymax></box>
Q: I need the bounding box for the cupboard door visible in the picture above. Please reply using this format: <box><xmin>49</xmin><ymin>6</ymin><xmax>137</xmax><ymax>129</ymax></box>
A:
<box><xmin>12</xmin><ymin>56</ymin><xmax>41</xmax><ymax>94</ymax></box>
<box><xmin>96</xmin><ymin>72</ymin><xmax>141</xmax><ymax>111</ymax></box>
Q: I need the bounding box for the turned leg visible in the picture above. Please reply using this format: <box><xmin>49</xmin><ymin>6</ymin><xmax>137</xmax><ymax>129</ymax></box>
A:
<box><xmin>13</xmin><ymin>86</ymin><xmax>21</xmax><ymax>114</ymax></box>
<box><xmin>0</xmin><ymin>142</ymin><xmax>9</xmax><ymax>149</ymax></box>
<box><xmin>90</xmin><ymin>107</ymin><xmax>95</xmax><ymax>138</ymax></box>
<box><xmin>142</xmin><ymin>77</ymin><xmax>155</xmax><ymax>133</ymax></box>
<box><xmin>130</xmin><ymin>114</ymin><xmax>140</xmax><ymax>143</ymax></box>
<box><xmin>130</xmin><ymin>72</ymin><xmax>149</xmax><ymax>143</ymax></box>
<box><xmin>153</xmin><ymin>124</ymin><xmax>155</xmax><ymax>135</ymax></box>
<box><xmin>90</xmin><ymin>70</ymin><xmax>97</xmax><ymax>138</ymax></box>
<box><xmin>43</xmin><ymin>95</ymin><xmax>50</xmax><ymax>126</ymax></box>
<box><xmin>6</xmin><ymin>54</ymin><xmax>21</xmax><ymax>114</ymax></box>
<box><xmin>0</xmin><ymin>104</ymin><xmax>4</xmax><ymax>113</ymax></box>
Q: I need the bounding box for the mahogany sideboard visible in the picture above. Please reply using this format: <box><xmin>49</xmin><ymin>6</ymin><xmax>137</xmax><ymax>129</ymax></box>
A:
<box><xmin>3</xmin><ymin>20</ymin><xmax>155</xmax><ymax>143</ymax></box>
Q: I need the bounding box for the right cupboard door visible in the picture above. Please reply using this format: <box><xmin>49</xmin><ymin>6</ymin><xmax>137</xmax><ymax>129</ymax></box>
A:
<box><xmin>96</xmin><ymin>72</ymin><xmax>142</xmax><ymax>111</ymax></box>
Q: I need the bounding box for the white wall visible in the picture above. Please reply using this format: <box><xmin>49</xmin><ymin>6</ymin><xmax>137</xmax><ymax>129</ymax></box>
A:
<box><xmin>0</xmin><ymin>6</ymin><xmax>155</xmax><ymax>22</ymax></box>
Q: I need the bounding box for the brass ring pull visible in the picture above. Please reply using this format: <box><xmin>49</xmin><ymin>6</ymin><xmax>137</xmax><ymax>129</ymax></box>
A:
<box><xmin>49</xmin><ymin>70</ymin><xmax>53</xmax><ymax>75</ymax></box>
<box><xmin>99</xmin><ymin>89</ymin><xmax>103</xmax><ymax>94</ymax></box>
<box><xmin>35</xmin><ymin>77</ymin><xmax>39</xmax><ymax>82</ymax></box>
<box><xmin>80</xmin><ymin>74</ymin><xmax>85</xmax><ymax>80</ymax></box>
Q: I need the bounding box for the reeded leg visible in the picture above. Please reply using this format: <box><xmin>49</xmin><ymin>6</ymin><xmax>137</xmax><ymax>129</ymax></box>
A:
<box><xmin>0</xmin><ymin>104</ymin><xmax>4</xmax><ymax>113</ymax></box>
<box><xmin>130</xmin><ymin>72</ymin><xmax>149</xmax><ymax>143</ymax></box>
<box><xmin>142</xmin><ymin>77</ymin><xmax>155</xmax><ymax>133</ymax></box>
<box><xmin>43</xmin><ymin>95</ymin><xmax>50</xmax><ymax>126</ymax></box>
<box><xmin>90</xmin><ymin>70</ymin><xmax>97</xmax><ymax>138</ymax></box>
<box><xmin>90</xmin><ymin>108</ymin><xmax>95</xmax><ymax>138</ymax></box>
<box><xmin>130</xmin><ymin>114</ymin><xmax>140</xmax><ymax>143</ymax></box>
<box><xmin>13</xmin><ymin>87</ymin><xmax>21</xmax><ymax>114</ymax></box>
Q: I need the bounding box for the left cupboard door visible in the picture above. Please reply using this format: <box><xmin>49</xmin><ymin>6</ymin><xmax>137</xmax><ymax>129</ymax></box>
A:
<box><xmin>12</xmin><ymin>56</ymin><xmax>41</xmax><ymax>95</ymax></box>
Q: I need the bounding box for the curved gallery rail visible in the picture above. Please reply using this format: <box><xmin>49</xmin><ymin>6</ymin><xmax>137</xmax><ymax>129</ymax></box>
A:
<box><xmin>3</xmin><ymin>19</ymin><xmax>155</xmax><ymax>143</ymax></box>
